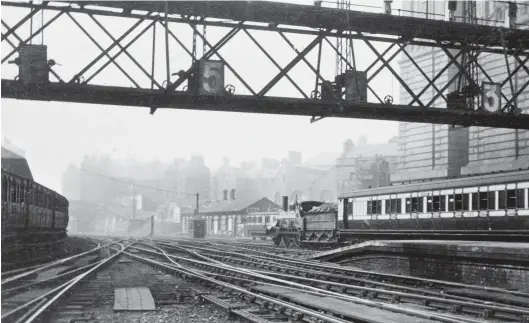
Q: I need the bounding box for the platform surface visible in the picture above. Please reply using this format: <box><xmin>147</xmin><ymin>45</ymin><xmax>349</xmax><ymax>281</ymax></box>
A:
<box><xmin>114</xmin><ymin>287</ymin><xmax>156</xmax><ymax>311</ymax></box>
<box><xmin>251</xmin><ymin>284</ymin><xmax>438</xmax><ymax>323</ymax></box>
<box><xmin>309</xmin><ymin>240</ymin><xmax>529</xmax><ymax>261</ymax></box>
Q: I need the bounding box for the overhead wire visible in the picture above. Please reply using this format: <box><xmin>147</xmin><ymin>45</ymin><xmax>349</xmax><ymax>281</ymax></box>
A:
<box><xmin>74</xmin><ymin>166</ymin><xmax>197</xmax><ymax>197</ymax></box>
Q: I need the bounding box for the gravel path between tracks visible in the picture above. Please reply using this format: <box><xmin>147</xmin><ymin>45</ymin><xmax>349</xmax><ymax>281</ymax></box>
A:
<box><xmin>90</xmin><ymin>303</ymin><xmax>243</xmax><ymax>323</ymax></box>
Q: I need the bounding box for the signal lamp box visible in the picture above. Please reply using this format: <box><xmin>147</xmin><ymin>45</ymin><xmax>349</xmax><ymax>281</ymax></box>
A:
<box><xmin>188</xmin><ymin>59</ymin><xmax>225</xmax><ymax>96</ymax></box>
<box><xmin>19</xmin><ymin>45</ymin><xmax>48</xmax><ymax>86</ymax></box>
<box><xmin>344</xmin><ymin>70</ymin><xmax>367</xmax><ymax>102</ymax></box>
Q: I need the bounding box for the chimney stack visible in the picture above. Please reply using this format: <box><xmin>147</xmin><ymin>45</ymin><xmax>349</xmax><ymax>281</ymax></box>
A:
<box><xmin>282</xmin><ymin>196</ymin><xmax>288</xmax><ymax>211</ymax></box>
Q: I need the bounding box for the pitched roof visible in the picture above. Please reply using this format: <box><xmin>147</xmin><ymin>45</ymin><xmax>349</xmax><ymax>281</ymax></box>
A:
<box><xmin>198</xmin><ymin>197</ymin><xmax>280</xmax><ymax>214</ymax></box>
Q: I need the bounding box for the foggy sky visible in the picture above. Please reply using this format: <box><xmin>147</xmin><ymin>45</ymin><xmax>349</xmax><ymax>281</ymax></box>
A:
<box><xmin>1</xmin><ymin>0</ymin><xmax>405</xmax><ymax>194</ymax></box>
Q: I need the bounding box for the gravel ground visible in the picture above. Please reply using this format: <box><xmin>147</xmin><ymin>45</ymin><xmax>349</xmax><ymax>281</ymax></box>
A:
<box><xmin>55</xmin><ymin>254</ymin><xmax>247</xmax><ymax>323</ymax></box>
<box><xmin>90</xmin><ymin>303</ymin><xmax>244</xmax><ymax>323</ymax></box>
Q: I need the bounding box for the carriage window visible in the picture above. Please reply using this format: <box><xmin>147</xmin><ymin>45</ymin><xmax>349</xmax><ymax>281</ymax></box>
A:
<box><xmin>375</xmin><ymin>200</ymin><xmax>381</xmax><ymax>214</ymax></box>
<box><xmin>391</xmin><ymin>199</ymin><xmax>401</xmax><ymax>214</ymax></box>
<box><xmin>347</xmin><ymin>202</ymin><xmax>353</xmax><ymax>215</ymax></box>
<box><xmin>432</xmin><ymin>196</ymin><xmax>441</xmax><ymax>212</ymax></box>
<box><xmin>498</xmin><ymin>190</ymin><xmax>506</xmax><ymax>209</ymax></box>
<box><xmin>385</xmin><ymin>200</ymin><xmax>391</xmax><ymax>214</ymax></box>
<box><xmin>405</xmin><ymin>198</ymin><xmax>411</xmax><ymax>213</ymax></box>
<box><xmin>471</xmin><ymin>193</ymin><xmax>478</xmax><ymax>211</ymax></box>
<box><xmin>265</xmin><ymin>215</ymin><xmax>270</xmax><ymax>223</ymax></box>
<box><xmin>517</xmin><ymin>189</ymin><xmax>525</xmax><ymax>208</ymax></box>
<box><xmin>479</xmin><ymin>192</ymin><xmax>488</xmax><ymax>209</ymax></box>
<box><xmin>507</xmin><ymin>190</ymin><xmax>516</xmax><ymax>209</ymax></box>
<box><xmin>448</xmin><ymin>195</ymin><xmax>455</xmax><ymax>211</ymax></box>
<box><xmin>411</xmin><ymin>197</ymin><xmax>419</xmax><ymax>212</ymax></box>
<box><xmin>488</xmin><ymin>191</ymin><xmax>496</xmax><ymax>209</ymax></box>
<box><xmin>455</xmin><ymin>194</ymin><xmax>464</xmax><ymax>211</ymax></box>
<box><xmin>367</xmin><ymin>201</ymin><xmax>372</xmax><ymax>215</ymax></box>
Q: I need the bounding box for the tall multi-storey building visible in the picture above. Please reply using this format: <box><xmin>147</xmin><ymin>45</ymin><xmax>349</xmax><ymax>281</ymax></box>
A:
<box><xmin>392</xmin><ymin>1</ymin><xmax>529</xmax><ymax>184</ymax></box>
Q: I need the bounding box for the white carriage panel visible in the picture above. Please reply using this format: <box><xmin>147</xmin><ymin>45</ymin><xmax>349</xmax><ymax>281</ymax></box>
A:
<box><xmin>440</xmin><ymin>212</ymin><xmax>454</xmax><ymax>218</ymax></box>
<box><xmin>379</xmin><ymin>195</ymin><xmax>390</xmax><ymax>200</ymax></box>
<box><xmin>463</xmin><ymin>187</ymin><xmax>478</xmax><ymax>193</ymax></box>
<box><xmin>418</xmin><ymin>214</ymin><xmax>431</xmax><ymax>219</ymax></box>
<box><xmin>397</xmin><ymin>214</ymin><xmax>410</xmax><ymax>219</ymax></box>
<box><xmin>478</xmin><ymin>211</ymin><xmax>488</xmax><ymax>217</ymax></box>
<box><xmin>441</xmin><ymin>189</ymin><xmax>454</xmax><ymax>195</ymax></box>
<box><xmin>338</xmin><ymin>199</ymin><xmax>344</xmax><ymax>220</ymax></box>
<box><xmin>418</xmin><ymin>191</ymin><xmax>431</xmax><ymax>197</ymax></box>
<box><xmin>423</xmin><ymin>197</ymin><xmax>427</xmax><ymax>213</ymax></box>
<box><xmin>506</xmin><ymin>183</ymin><xmax>516</xmax><ymax>190</ymax></box>
<box><xmin>525</xmin><ymin>189</ymin><xmax>528</xmax><ymax>209</ymax></box>
<box><xmin>433</xmin><ymin>190</ymin><xmax>440</xmax><ymax>195</ymax></box>
<box><xmin>378</xmin><ymin>215</ymin><xmax>390</xmax><ymax>220</ymax></box>
<box><xmin>353</xmin><ymin>215</ymin><xmax>371</xmax><ymax>221</ymax></box>
<box><xmin>411</xmin><ymin>192</ymin><xmax>418</xmax><ymax>198</ymax></box>
<box><xmin>479</xmin><ymin>186</ymin><xmax>489</xmax><ymax>191</ymax></box>
<box><xmin>518</xmin><ymin>210</ymin><xmax>529</xmax><ymax>216</ymax></box>
<box><xmin>397</xmin><ymin>193</ymin><xmax>411</xmax><ymax>198</ymax></box>
<box><xmin>507</xmin><ymin>209</ymin><xmax>516</xmax><ymax>216</ymax></box>
<box><xmin>401</xmin><ymin>198</ymin><xmax>406</xmax><ymax>214</ymax></box>
<box><xmin>455</xmin><ymin>188</ymin><xmax>463</xmax><ymax>194</ymax></box>
<box><xmin>489</xmin><ymin>210</ymin><xmax>505</xmax><ymax>217</ymax></box>
<box><xmin>454</xmin><ymin>211</ymin><xmax>463</xmax><ymax>218</ymax></box>
<box><xmin>518</xmin><ymin>182</ymin><xmax>529</xmax><ymax>189</ymax></box>
<box><xmin>489</xmin><ymin>184</ymin><xmax>506</xmax><ymax>191</ymax></box>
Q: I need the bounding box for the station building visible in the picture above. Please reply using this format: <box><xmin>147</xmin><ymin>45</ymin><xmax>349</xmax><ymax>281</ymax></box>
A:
<box><xmin>393</xmin><ymin>1</ymin><xmax>529</xmax><ymax>184</ymax></box>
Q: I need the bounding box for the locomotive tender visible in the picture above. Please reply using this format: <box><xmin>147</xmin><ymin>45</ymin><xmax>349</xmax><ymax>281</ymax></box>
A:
<box><xmin>268</xmin><ymin>170</ymin><xmax>529</xmax><ymax>245</ymax></box>
<box><xmin>1</xmin><ymin>152</ymin><xmax>69</xmax><ymax>249</ymax></box>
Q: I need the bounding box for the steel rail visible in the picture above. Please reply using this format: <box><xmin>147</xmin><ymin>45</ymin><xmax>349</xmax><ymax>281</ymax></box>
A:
<box><xmin>1</xmin><ymin>241</ymin><xmax>127</xmax><ymax>322</ymax></box>
<box><xmin>123</xmin><ymin>246</ymin><xmax>352</xmax><ymax>323</ymax></box>
<box><xmin>140</xmin><ymin>243</ymin><xmax>483</xmax><ymax>323</ymax></box>
<box><xmin>191</xmin><ymin>240</ymin><xmax>529</xmax><ymax>298</ymax></box>
<box><xmin>194</xmin><ymin>248</ymin><xmax>529</xmax><ymax>316</ymax></box>
<box><xmin>1</xmin><ymin>240</ymin><xmax>105</xmax><ymax>285</ymax></box>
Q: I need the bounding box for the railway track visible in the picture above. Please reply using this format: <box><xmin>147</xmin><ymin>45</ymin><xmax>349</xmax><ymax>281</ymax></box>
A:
<box><xmin>151</xmin><ymin>238</ymin><xmax>529</xmax><ymax>323</ymax></box>
<box><xmin>3</xmin><ymin>235</ymin><xmax>527</xmax><ymax>323</ymax></box>
<box><xmin>1</xmin><ymin>239</ymin><xmax>125</xmax><ymax>323</ymax></box>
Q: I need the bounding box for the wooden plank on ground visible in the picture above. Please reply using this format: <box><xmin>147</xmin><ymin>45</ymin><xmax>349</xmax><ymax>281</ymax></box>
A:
<box><xmin>113</xmin><ymin>287</ymin><xmax>156</xmax><ymax>311</ymax></box>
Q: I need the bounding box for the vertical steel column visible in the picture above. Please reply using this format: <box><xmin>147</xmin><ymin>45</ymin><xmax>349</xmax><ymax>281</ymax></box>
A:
<box><xmin>164</xmin><ymin>0</ymin><xmax>170</xmax><ymax>87</ymax></box>
<box><xmin>151</xmin><ymin>22</ymin><xmax>156</xmax><ymax>89</ymax></box>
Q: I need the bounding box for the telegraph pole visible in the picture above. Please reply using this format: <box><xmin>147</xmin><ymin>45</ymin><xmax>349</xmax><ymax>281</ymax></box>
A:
<box><xmin>132</xmin><ymin>184</ymin><xmax>136</xmax><ymax>219</ymax></box>
<box><xmin>195</xmin><ymin>193</ymin><xmax>200</xmax><ymax>215</ymax></box>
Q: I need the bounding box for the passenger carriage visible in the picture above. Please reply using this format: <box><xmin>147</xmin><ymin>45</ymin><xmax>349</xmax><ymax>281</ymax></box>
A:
<box><xmin>338</xmin><ymin>170</ymin><xmax>529</xmax><ymax>232</ymax></box>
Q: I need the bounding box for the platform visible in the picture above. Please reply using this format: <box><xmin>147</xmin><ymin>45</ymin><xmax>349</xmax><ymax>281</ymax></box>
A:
<box><xmin>309</xmin><ymin>240</ymin><xmax>529</xmax><ymax>292</ymax></box>
<box><xmin>113</xmin><ymin>287</ymin><xmax>156</xmax><ymax>311</ymax></box>
<box><xmin>250</xmin><ymin>284</ymin><xmax>439</xmax><ymax>323</ymax></box>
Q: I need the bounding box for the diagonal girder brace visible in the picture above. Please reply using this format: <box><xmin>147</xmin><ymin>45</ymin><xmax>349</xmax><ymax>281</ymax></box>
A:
<box><xmin>69</xmin><ymin>14</ymin><xmax>153</xmax><ymax>84</ymax></box>
<box><xmin>258</xmin><ymin>34</ymin><xmax>323</xmax><ymax>97</ymax></box>
<box><xmin>400</xmin><ymin>44</ymin><xmax>447</xmax><ymax>103</ymax></box>
<box><xmin>409</xmin><ymin>50</ymin><xmax>464</xmax><ymax>107</ymax></box>
<box><xmin>2</xmin><ymin>20</ymin><xmax>23</xmax><ymax>43</ymax></box>
<box><xmin>2</xmin><ymin>9</ymin><xmax>65</xmax><ymax>64</ymax></box>
<box><xmin>82</xmin><ymin>19</ymin><xmax>157</xmax><ymax>85</ymax></box>
<box><xmin>1</xmin><ymin>5</ymin><xmax>42</xmax><ymax>41</ymax></box>
<box><xmin>243</xmin><ymin>28</ymin><xmax>308</xmax><ymax>99</ymax></box>
<box><xmin>66</xmin><ymin>13</ymin><xmax>140</xmax><ymax>89</ymax></box>
<box><xmin>88</xmin><ymin>14</ymin><xmax>163</xmax><ymax>89</ymax></box>
<box><xmin>358</xmin><ymin>31</ymin><xmax>426</xmax><ymax>108</ymax></box>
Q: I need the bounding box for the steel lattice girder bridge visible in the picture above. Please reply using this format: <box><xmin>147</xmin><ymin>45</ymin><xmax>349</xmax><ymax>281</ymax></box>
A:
<box><xmin>1</xmin><ymin>1</ymin><xmax>529</xmax><ymax>129</ymax></box>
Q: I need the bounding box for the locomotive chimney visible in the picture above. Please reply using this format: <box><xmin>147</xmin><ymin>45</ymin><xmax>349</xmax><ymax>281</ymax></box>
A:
<box><xmin>282</xmin><ymin>196</ymin><xmax>288</xmax><ymax>211</ymax></box>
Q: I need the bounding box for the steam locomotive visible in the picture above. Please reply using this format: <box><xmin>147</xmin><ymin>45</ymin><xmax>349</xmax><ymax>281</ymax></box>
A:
<box><xmin>267</xmin><ymin>170</ymin><xmax>529</xmax><ymax>246</ymax></box>
<box><xmin>1</xmin><ymin>148</ymin><xmax>69</xmax><ymax>252</ymax></box>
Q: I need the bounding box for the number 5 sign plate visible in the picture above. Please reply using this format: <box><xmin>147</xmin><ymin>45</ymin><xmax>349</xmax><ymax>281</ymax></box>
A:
<box><xmin>481</xmin><ymin>82</ymin><xmax>502</xmax><ymax>113</ymax></box>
